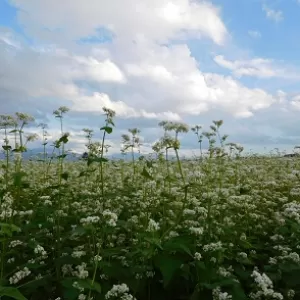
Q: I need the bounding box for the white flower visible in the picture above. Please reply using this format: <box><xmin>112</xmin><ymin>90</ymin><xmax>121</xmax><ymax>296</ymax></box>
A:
<box><xmin>147</xmin><ymin>219</ymin><xmax>160</xmax><ymax>232</ymax></box>
<box><xmin>194</xmin><ymin>252</ymin><xmax>202</xmax><ymax>261</ymax></box>
<box><xmin>78</xmin><ymin>294</ymin><xmax>86</xmax><ymax>300</ymax></box>
<box><xmin>189</xmin><ymin>227</ymin><xmax>204</xmax><ymax>236</ymax></box>
<box><xmin>105</xmin><ymin>283</ymin><xmax>135</xmax><ymax>299</ymax></box>
<box><xmin>9</xmin><ymin>267</ymin><xmax>31</xmax><ymax>285</ymax></box>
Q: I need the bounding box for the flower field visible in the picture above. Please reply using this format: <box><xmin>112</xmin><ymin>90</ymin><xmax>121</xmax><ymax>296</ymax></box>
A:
<box><xmin>1</xmin><ymin>108</ymin><xmax>300</xmax><ymax>300</ymax></box>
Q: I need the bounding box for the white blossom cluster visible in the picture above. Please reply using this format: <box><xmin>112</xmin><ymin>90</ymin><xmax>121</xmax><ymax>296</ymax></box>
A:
<box><xmin>102</xmin><ymin>210</ymin><xmax>118</xmax><ymax>227</ymax></box>
<box><xmin>9</xmin><ymin>267</ymin><xmax>31</xmax><ymax>284</ymax></box>
<box><xmin>250</xmin><ymin>269</ymin><xmax>283</xmax><ymax>300</ymax></box>
<box><xmin>105</xmin><ymin>283</ymin><xmax>136</xmax><ymax>300</ymax></box>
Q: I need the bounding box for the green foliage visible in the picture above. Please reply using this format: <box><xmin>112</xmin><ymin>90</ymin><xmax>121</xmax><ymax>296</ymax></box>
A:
<box><xmin>1</xmin><ymin>112</ymin><xmax>300</xmax><ymax>300</ymax></box>
<box><xmin>0</xmin><ymin>287</ymin><xmax>27</xmax><ymax>300</ymax></box>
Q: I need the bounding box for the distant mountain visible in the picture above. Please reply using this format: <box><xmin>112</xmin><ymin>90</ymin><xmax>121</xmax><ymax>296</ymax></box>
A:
<box><xmin>0</xmin><ymin>148</ymin><xmax>148</xmax><ymax>162</ymax></box>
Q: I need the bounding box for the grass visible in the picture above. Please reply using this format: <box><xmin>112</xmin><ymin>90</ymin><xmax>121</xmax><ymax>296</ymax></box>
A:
<box><xmin>0</xmin><ymin>107</ymin><xmax>300</xmax><ymax>300</ymax></box>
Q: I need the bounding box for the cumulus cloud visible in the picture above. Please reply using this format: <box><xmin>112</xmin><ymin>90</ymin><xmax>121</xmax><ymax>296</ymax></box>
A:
<box><xmin>262</xmin><ymin>5</ymin><xmax>283</xmax><ymax>22</ymax></box>
<box><xmin>214</xmin><ymin>55</ymin><xmax>300</xmax><ymax>79</ymax></box>
<box><xmin>1</xmin><ymin>0</ymin><xmax>299</xmax><ymax>153</ymax></box>
<box><xmin>248</xmin><ymin>30</ymin><xmax>261</xmax><ymax>38</ymax></box>
<box><xmin>8</xmin><ymin>0</ymin><xmax>228</xmax><ymax>45</ymax></box>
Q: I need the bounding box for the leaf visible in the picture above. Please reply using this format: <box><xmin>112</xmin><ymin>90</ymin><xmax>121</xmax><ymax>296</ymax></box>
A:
<box><xmin>59</xmin><ymin>135</ymin><xmax>69</xmax><ymax>144</ymax></box>
<box><xmin>141</xmin><ymin>167</ymin><xmax>153</xmax><ymax>180</ymax></box>
<box><xmin>2</xmin><ymin>145</ymin><xmax>12</xmax><ymax>151</ymax></box>
<box><xmin>61</xmin><ymin>172</ymin><xmax>69</xmax><ymax>181</ymax></box>
<box><xmin>154</xmin><ymin>255</ymin><xmax>183</xmax><ymax>287</ymax></box>
<box><xmin>100</xmin><ymin>126</ymin><xmax>113</xmax><ymax>134</ymax></box>
<box><xmin>87</xmin><ymin>157</ymin><xmax>108</xmax><ymax>166</ymax></box>
<box><xmin>0</xmin><ymin>287</ymin><xmax>27</xmax><ymax>300</ymax></box>
<box><xmin>146</xmin><ymin>160</ymin><xmax>153</xmax><ymax>168</ymax></box>
<box><xmin>163</xmin><ymin>236</ymin><xmax>194</xmax><ymax>257</ymax></box>
<box><xmin>77</xmin><ymin>279</ymin><xmax>101</xmax><ymax>293</ymax></box>
<box><xmin>0</xmin><ymin>223</ymin><xmax>21</xmax><ymax>237</ymax></box>
<box><xmin>12</xmin><ymin>146</ymin><xmax>27</xmax><ymax>153</ymax></box>
<box><xmin>144</xmin><ymin>237</ymin><xmax>163</xmax><ymax>250</ymax></box>
<box><xmin>13</xmin><ymin>171</ymin><xmax>27</xmax><ymax>187</ymax></box>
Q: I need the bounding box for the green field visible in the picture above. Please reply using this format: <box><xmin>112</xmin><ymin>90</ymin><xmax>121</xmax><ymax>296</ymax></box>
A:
<box><xmin>1</xmin><ymin>108</ymin><xmax>300</xmax><ymax>300</ymax></box>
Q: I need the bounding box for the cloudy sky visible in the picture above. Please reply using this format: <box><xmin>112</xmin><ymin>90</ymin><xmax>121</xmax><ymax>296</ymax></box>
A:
<box><xmin>1</xmin><ymin>0</ymin><xmax>300</xmax><ymax>155</ymax></box>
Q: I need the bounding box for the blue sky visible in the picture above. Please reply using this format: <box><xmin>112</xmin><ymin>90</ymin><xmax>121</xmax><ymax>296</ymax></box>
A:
<box><xmin>1</xmin><ymin>0</ymin><xmax>300</xmax><ymax>155</ymax></box>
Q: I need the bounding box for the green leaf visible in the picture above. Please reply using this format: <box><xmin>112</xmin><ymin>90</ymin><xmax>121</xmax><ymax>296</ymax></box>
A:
<box><xmin>146</xmin><ymin>160</ymin><xmax>153</xmax><ymax>168</ymax></box>
<box><xmin>2</xmin><ymin>145</ymin><xmax>12</xmax><ymax>151</ymax></box>
<box><xmin>78</xmin><ymin>171</ymin><xmax>87</xmax><ymax>177</ymax></box>
<box><xmin>77</xmin><ymin>279</ymin><xmax>101</xmax><ymax>293</ymax></box>
<box><xmin>87</xmin><ymin>157</ymin><xmax>108</xmax><ymax>166</ymax></box>
<box><xmin>141</xmin><ymin>167</ymin><xmax>153</xmax><ymax>180</ymax></box>
<box><xmin>12</xmin><ymin>146</ymin><xmax>27</xmax><ymax>153</ymax></box>
<box><xmin>100</xmin><ymin>126</ymin><xmax>113</xmax><ymax>134</ymax></box>
<box><xmin>144</xmin><ymin>237</ymin><xmax>163</xmax><ymax>250</ymax></box>
<box><xmin>154</xmin><ymin>255</ymin><xmax>182</xmax><ymax>287</ymax></box>
<box><xmin>59</xmin><ymin>135</ymin><xmax>69</xmax><ymax>144</ymax></box>
<box><xmin>13</xmin><ymin>171</ymin><xmax>27</xmax><ymax>187</ymax></box>
<box><xmin>0</xmin><ymin>223</ymin><xmax>21</xmax><ymax>237</ymax></box>
<box><xmin>61</xmin><ymin>172</ymin><xmax>69</xmax><ymax>181</ymax></box>
<box><xmin>163</xmin><ymin>236</ymin><xmax>194</xmax><ymax>256</ymax></box>
<box><xmin>0</xmin><ymin>287</ymin><xmax>27</xmax><ymax>300</ymax></box>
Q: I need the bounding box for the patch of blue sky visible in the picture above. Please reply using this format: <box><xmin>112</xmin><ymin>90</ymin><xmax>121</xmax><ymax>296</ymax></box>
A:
<box><xmin>213</xmin><ymin>0</ymin><xmax>300</xmax><ymax>62</ymax></box>
<box><xmin>77</xmin><ymin>27</ymin><xmax>115</xmax><ymax>45</ymax></box>
<box><xmin>0</xmin><ymin>0</ymin><xmax>33</xmax><ymax>45</ymax></box>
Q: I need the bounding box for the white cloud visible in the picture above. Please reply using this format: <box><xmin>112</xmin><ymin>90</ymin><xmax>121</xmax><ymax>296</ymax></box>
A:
<box><xmin>262</xmin><ymin>5</ymin><xmax>283</xmax><ymax>22</ymax></box>
<box><xmin>70</xmin><ymin>56</ymin><xmax>126</xmax><ymax>83</ymax></box>
<box><xmin>3</xmin><ymin>1</ymin><xmax>300</xmax><ymax>153</ymax></box>
<box><xmin>248</xmin><ymin>30</ymin><xmax>261</xmax><ymax>38</ymax></box>
<box><xmin>9</xmin><ymin>0</ymin><xmax>228</xmax><ymax>45</ymax></box>
<box><xmin>214</xmin><ymin>55</ymin><xmax>299</xmax><ymax>79</ymax></box>
<box><xmin>70</xmin><ymin>92</ymin><xmax>182</xmax><ymax>121</ymax></box>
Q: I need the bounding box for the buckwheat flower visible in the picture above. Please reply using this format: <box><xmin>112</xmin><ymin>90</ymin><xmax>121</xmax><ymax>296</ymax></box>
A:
<box><xmin>203</xmin><ymin>241</ymin><xmax>223</xmax><ymax>252</ymax></box>
<box><xmin>212</xmin><ymin>287</ymin><xmax>232</xmax><ymax>300</ymax></box>
<box><xmin>135</xmin><ymin>273</ymin><xmax>143</xmax><ymax>280</ymax></box>
<box><xmin>9</xmin><ymin>240</ymin><xmax>23</xmax><ymax>248</ymax></box>
<box><xmin>72</xmin><ymin>263</ymin><xmax>89</xmax><ymax>279</ymax></box>
<box><xmin>147</xmin><ymin>219</ymin><xmax>160</xmax><ymax>232</ymax></box>
<box><xmin>238</xmin><ymin>252</ymin><xmax>248</xmax><ymax>259</ymax></box>
<box><xmin>218</xmin><ymin>267</ymin><xmax>231</xmax><ymax>277</ymax></box>
<box><xmin>194</xmin><ymin>252</ymin><xmax>202</xmax><ymax>261</ymax></box>
<box><xmin>73</xmin><ymin>282</ymin><xmax>85</xmax><ymax>293</ymax></box>
<box><xmin>35</xmin><ymin>274</ymin><xmax>42</xmax><ymax>280</ymax></box>
<box><xmin>80</xmin><ymin>216</ymin><xmax>100</xmax><ymax>226</ymax></box>
<box><xmin>93</xmin><ymin>255</ymin><xmax>102</xmax><ymax>263</ymax></box>
<box><xmin>72</xmin><ymin>250</ymin><xmax>86</xmax><ymax>258</ymax></box>
<box><xmin>183</xmin><ymin>209</ymin><xmax>196</xmax><ymax>216</ymax></box>
<box><xmin>105</xmin><ymin>283</ymin><xmax>132</xmax><ymax>299</ymax></box>
<box><xmin>9</xmin><ymin>267</ymin><xmax>31</xmax><ymax>284</ymax></box>
<box><xmin>288</xmin><ymin>252</ymin><xmax>300</xmax><ymax>263</ymax></box>
<box><xmin>103</xmin><ymin>210</ymin><xmax>118</xmax><ymax>227</ymax></box>
<box><xmin>146</xmin><ymin>271</ymin><xmax>155</xmax><ymax>278</ymax></box>
<box><xmin>190</xmin><ymin>227</ymin><xmax>204</xmax><ymax>236</ymax></box>
<box><xmin>7</xmin><ymin>257</ymin><xmax>15</xmax><ymax>264</ymax></box>
<box><xmin>210</xmin><ymin>257</ymin><xmax>217</xmax><ymax>263</ymax></box>
<box><xmin>251</xmin><ymin>269</ymin><xmax>283</xmax><ymax>300</ymax></box>
<box><xmin>287</xmin><ymin>289</ymin><xmax>295</xmax><ymax>299</ymax></box>
<box><xmin>269</xmin><ymin>257</ymin><xmax>277</xmax><ymax>265</ymax></box>
<box><xmin>44</xmin><ymin>200</ymin><xmax>52</xmax><ymax>206</ymax></box>
<box><xmin>168</xmin><ymin>231</ymin><xmax>179</xmax><ymax>238</ymax></box>
<box><xmin>240</xmin><ymin>233</ymin><xmax>247</xmax><ymax>241</ymax></box>
<box><xmin>34</xmin><ymin>245</ymin><xmax>47</xmax><ymax>257</ymax></box>
<box><xmin>107</xmin><ymin>218</ymin><xmax>117</xmax><ymax>227</ymax></box>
